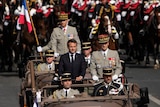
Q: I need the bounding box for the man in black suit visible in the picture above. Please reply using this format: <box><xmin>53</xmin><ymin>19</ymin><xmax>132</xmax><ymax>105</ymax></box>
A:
<box><xmin>58</xmin><ymin>39</ymin><xmax>86</xmax><ymax>82</ymax></box>
<box><xmin>93</xmin><ymin>68</ymin><xmax>123</xmax><ymax>96</ymax></box>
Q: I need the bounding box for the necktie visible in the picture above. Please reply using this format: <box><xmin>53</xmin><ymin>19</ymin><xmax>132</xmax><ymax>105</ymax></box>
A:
<box><xmin>49</xmin><ymin>65</ymin><xmax>51</xmax><ymax>70</ymax></box>
<box><xmin>65</xmin><ymin>90</ymin><xmax>67</xmax><ymax>97</ymax></box>
<box><xmin>63</xmin><ymin>28</ymin><xmax>66</xmax><ymax>32</ymax></box>
<box><xmin>104</xmin><ymin>53</ymin><xmax>106</xmax><ymax>59</ymax></box>
<box><xmin>71</xmin><ymin>54</ymin><xmax>74</xmax><ymax>63</ymax></box>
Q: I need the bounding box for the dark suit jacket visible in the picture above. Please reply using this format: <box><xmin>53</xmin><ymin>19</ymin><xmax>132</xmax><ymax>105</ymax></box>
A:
<box><xmin>92</xmin><ymin>81</ymin><xmax>121</xmax><ymax>96</ymax></box>
<box><xmin>58</xmin><ymin>53</ymin><xmax>86</xmax><ymax>79</ymax></box>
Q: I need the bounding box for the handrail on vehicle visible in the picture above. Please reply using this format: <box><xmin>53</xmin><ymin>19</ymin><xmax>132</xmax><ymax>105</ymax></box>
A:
<box><xmin>41</xmin><ymin>94</ymin><xmax>140</xmax><ymax>106</ymax></box>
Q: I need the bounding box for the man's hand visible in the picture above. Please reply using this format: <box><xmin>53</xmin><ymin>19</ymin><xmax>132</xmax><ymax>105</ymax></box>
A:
<box><xmin>37</xmin><ymin>46</ymin><xmax>42</xmax><ymax>52</ymax></box>
<box><xmin>76</xmin><ymin>76</ymin><xmax>83</xmax><ymax>81</ymax></box>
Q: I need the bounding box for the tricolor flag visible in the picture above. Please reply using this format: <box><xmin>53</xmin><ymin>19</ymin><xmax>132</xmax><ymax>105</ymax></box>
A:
<box><xmin>18</xmin><ymin>0</ymin><xmax>32</xmax><ymax>33</ymax></box>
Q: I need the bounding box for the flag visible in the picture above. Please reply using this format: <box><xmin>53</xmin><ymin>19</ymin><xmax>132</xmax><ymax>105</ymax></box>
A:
<box><xmin>18</xmin><ymin>0</ymin><xmax>32</xmax><ymax>33</ymax></box>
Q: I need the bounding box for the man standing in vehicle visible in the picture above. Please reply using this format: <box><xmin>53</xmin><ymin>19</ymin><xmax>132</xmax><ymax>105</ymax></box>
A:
<box><xmin>58</xmin><ymin>39</ymin><xmax>86</xmax><ymax>92</ymax></box>
<box><xmin>58</xmin><ymin>39</ymin><xmax>86</xmax><ymax>80</ymax></box>
<box><xmin>37</xmin><ymin>12</ymin><xmax>81</xmax><ymax>58</ymax></box>
<box><xmin>90</xmin><ymin>34</ymin><xmax>122</xmax><ymax>81</ymax></box>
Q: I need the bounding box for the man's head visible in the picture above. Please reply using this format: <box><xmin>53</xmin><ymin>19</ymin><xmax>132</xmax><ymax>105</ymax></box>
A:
<box><xmin>45</xmin><ymin>50</ymin><xmax>55</xmax><ymax>64</ymax></box>
<box><xmin>67</xmin><ymin>39</ymin><xmax>77</xmax><ymax>54</ymax></box>
<box><xmin>82</xmin><ymin>42</ymin><xmax>92</xmax><ymax>57</ymax></box>
<box><xmin>61</xmin><ymin>73</ymin><xmax>72</xmax><ymax>89</ymax></box>
<box><xmin>98</xmin><ymin>34</ymin><xmax>110</xmax><ymax>51</ymax></box>
<box><xmin>103</xmin><ymin>68</ymin><xmax>113</xmax><ymax>84</ymax></box>
<box><xmin>58</xmin><ymin>12</ymin><xmax>69</xmax><ymax>27</ymax></box>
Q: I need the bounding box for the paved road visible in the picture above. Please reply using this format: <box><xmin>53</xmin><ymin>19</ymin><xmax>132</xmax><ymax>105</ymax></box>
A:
<box><xmin>0</xmin><ymin>72</ymin><xmax>20</xmax><ymax>107</ymax></box>
<box><xmin>0</xmin><ymin>62</ymin><xmax>160</xmax><ymax>107</ymax></box>
<box><xmin>125</xmin><ymin>63</ymin><xmax>160</xmax><ymax>107</ymax></box>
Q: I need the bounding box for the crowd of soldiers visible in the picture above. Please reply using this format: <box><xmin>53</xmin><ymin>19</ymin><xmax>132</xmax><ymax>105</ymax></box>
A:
<box><xmin>0</xmin><ymin>0</ymin><xmax>160</xmax><ymax>70</ymax></box>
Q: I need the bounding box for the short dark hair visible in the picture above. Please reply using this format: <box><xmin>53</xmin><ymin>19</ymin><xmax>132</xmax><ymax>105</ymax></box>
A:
<box><xmin>67</xmin><ymin>39</ymin><xmax>77</xmax><ymax>47</ymax></box>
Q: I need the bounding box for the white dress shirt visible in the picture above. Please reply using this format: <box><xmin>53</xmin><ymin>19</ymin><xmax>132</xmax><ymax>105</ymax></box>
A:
<box><xmin>101</xmin><ymin>49</ymin><xmax>109</xmax><ymax>59</ymax></box>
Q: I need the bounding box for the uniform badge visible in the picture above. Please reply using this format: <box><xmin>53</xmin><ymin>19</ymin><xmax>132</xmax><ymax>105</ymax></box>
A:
<box><xmin>108</xmin><ymin>57</ymin><xmax>116</xmax><ymax>67</ymax></box>
<box><xmin>99</xmin><ymin>89</ymin><xmax>103</xmax><ymax>95</ymax></box>
<box><xmin>68</xmin><ymin>34</ymin><xmax>74</xmax><ymax>39</ymax></box>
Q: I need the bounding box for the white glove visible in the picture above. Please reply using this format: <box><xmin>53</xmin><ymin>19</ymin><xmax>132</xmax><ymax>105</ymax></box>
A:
<box><xmin>54</xmin><ymin>52</ymin><xmax>59</xmax><ymax>57</ymax></box>
<box><xmin>37</xmin><ymin>46</ymin><xmax>42</xmax><ymax>52</ymax></box>
<box><xmin>53</xmin><ymin>77</ymin><xmax>58</xmax><ymax>81</ymax></box>
<box><xmin>112</xmin><ymin>74</ymin><xmax>118</xmax><ymax>81</ymax></box>
<box><xmin>109</xmin><ymin>88</ymin><xmax>119</xmax><ymax>95</ymax></box>
<box><xmin>92</xmin><ymin>75</ymin><xmax>99</xmax><ymax>81</ymax></box>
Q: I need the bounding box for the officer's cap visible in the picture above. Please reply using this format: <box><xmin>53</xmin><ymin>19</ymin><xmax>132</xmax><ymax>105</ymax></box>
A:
<box><xmin>98</xmin><ymin>34</ymin><xmax>110</xmax><ymax>44</ymax></box>
<box><xmin>58</xmin><ymin>12</ymin><xmax>68</xmax><ymax>21</ymax></box>
<box><xmin>82</xmin><ymin>42</ymin><xmax>91</xmax><ymax>50</ymax></box>
<box><xmin>45</xmin><ymin>50</ymin><xmax>54</xmax><ymax>57</ymax></box>
<box><xmin>103</xmin><ymin>68</ymin><xmax>113</xmax><ymax>76</ymax></box>
<box><xmin>61</xmin><ymin>73</ymin><xmax>71</xmax><ymax>81</ymax></box>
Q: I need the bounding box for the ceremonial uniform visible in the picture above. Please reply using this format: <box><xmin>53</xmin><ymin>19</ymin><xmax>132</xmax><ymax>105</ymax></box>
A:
<box><xmin>92</xmin><ymin>81</ymin><xmax>121</xmax><ymax>96</ymax></box>
<box><xmin>93</xmin><ymin>1</ymin><xmax>114</xmax><ymax>20</ymax></box>
<box><xmin>90</xmin><ymin>49</ymin><xmax>122</xmax><ymax>77</ymax></box>
<box><xmin>52</xmin><ymin>73</ymin><xmax>80</xmax><ymax>99</ymax></box>
<box><xmin>37</xmin><ymin>62</ymin><xmax>55</xmax><ymax>71</ymax></box>
<box><xmin>82</xmin><ymin>41</ymin><xmax>92</xmax><ymax>79</ymax></box>
<box><xmin>37</xmin><ymin>50</ymin><xmax>55</xmax><ymax>72</ymax></box>
<box><xmin>53</xmin><ymin>88</ymin><xmax>79</xmax><ymax>99</ymax></box>
<box><xmin>90</xmin><ymin>34</ymin><xmax>122</xmax><ymax>80</ymax></box>
<box><xmin>92</xmin><ymin>68</ymin><xmax>123</xmax><ymax>96</ymax></box>
<box><xmin>42</xmin><ymin>12</ymin><xmax>81</xmax><ymax>55</ymax></box>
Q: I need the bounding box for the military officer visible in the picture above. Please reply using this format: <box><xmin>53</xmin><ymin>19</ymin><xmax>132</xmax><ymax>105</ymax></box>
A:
<box><xmin>82</xmin><ymin>41</ymin><xmax>92</xmax><ymax>67</ymax></box>
<box><xmin>53</xmin><ymin>73</ymin><xmax>80</xmax><ymax>99</ymax></box>
<box><xmin>92</xmin><ymin>68</ymin><xmax>123</xmax><ymax>96</ymax></box>
<box><xmin>90</xmin><ymin>34</ymin><xmax>122</xmax><ymax>81</ymax></box>
<box><xmin>37</xmin><ymin>12</ymin><xmax>81</xmax><ymax>58</ymax></box>
<box><xmin>82</xmin><ymin>41</ymin><xmax>92</xmax><ymax>79</ymax></box>
<box><xmin>37</xmin><ymin>50</ymin><xmax>55</xmax><ymax>71</ymax></box>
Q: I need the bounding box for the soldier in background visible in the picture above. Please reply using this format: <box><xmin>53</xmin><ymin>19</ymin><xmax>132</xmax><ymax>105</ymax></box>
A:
<box><xmin>90</xmin><ymin>34</ymin><xmax>122</xmax><ymax>81</ymax></box>
<box><xmin>81</xmin><ymin>41</ymin><xmax>92</xmax><ymax>79</ymax></box>
<box><xmin>37</xmin><ymin>50</ymin><xmax>55</xmax><ymax>72</ymax></box>
<box><xmin>37</xmin><ymin>12</ymin><xmax>81</xmax><ymax>58</ymax></box>
<box><xmin>53</xmin><ymin>73</ymin><xmax>80</xmax><ymax>99</ymax></box>
<box><xmin>82</xmin><ymin>41</ymin><xmax>92</xmax><ymax>67</ymax></box>
<box><xmin>93</xmin><ymin>0</ymin><xmax>114</xmax><ymax>20</ymax></box>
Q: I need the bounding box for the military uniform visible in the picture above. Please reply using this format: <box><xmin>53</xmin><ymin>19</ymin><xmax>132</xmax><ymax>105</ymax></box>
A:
<box><xmin>92</xmin><ymin>68</ymin><xmax>123</xmax><ymax>96</ymax></box>
<box><xmin>52</xmin><ymin>73</ymin><xmax>80</xmax><ymax>99</ymax></box>
<box><xmin>42</xmin><ymin>12</ymin><xmax>81</xmax><ymax>55</ymax></box>
<box><xmin>90</xmin><ymin>34</ymin><xmax>122</xmax><ymax>78</ymax></box>
<box><xmin>90</xmin><ymin>49</ymin><xmax>122</xmax><ymax>77</ymax></box>
<box><xmin>82</xmin><ymin>41</ymin><xmax>92</xmax><ymax>79</ymax></box>
<box><xmin>53</xmin><ymin>88</ymin><xmax>80</xmax><ymax>99</ymax></box>
<box><xmin>37</xmin><ymin>62</ymin><xmax>55</xmax><ymax>71</ymax></box>
<box><xmin>37</xmin><ymin>50</ymin><xmax>55</xmax><ymax>72</ymax></box>
<box><xmin>92</xmin><ymin>81</ymin><xmax>121</xmax><ymax>96</ymax></box>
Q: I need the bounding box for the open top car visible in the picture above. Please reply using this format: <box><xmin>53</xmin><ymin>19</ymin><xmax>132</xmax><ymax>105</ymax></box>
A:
<box><xmin>19</xmin><ymin>59</ymin><xmax>149</xmax><ymax>107</ymax></box>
